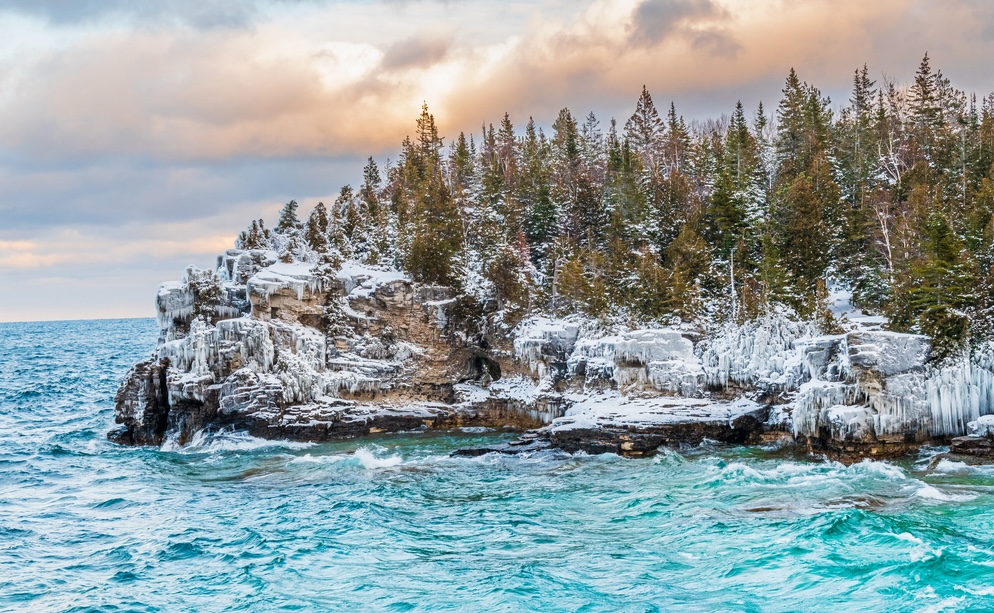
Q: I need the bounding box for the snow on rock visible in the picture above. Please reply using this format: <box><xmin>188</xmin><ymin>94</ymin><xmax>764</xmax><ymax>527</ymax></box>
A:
<box><xmin>791</xmin><ymin>380</ymin><xmax>867</xmax><ymax>440</ymax></box>
<box><xmin>926</xmin><ymin>346</ymin><xmax>994</xmax><ymax>436</ymax></box>
<box><xmin>847</xmin><ymin>331</ymin><xmax>929</xmax><ymax>377</ymax></box>
<box><xmin>248</xmin><ymin>262</ymin><xmax>322</xmax><ymax>303</ymax></box>
<box><xmin>552</xmin><ymin>392</ymin><xmax>763</xmax><ymax>432</ymax></box>
<box><xmin>700</xmin><ymin>314</ymin><xmax>814</xmax><ymax>390</ymax></box>
<box><xmin>512</xmin><ymin>317</ymin><xmax>581</xmax><ymax>377</ymax></box>
<box><xmin>217</xmin><ymin>249</ymin><xmax>278</xmax><ymax>285</ymax></box>
<box><xmin>829</xmin><ymin>287</ymin><xmax>888</xmax><ymax>330</ymax></box>
<box><xmin>335</xmin><ymin>262</ymin><xmax>408</xmax><ymax>298</ymax></box>
<box><xmin>509</xmin><ymin>310</ymin><xmax>994</xmax><ymax>447</ymax></box>
<box><xmin>824</xmin><ymin>405</ymin><xmax>875</xmax><ymax>442</ymax></box>
<box><xmin>568</xmin><ymin>329</ymin><xmax>705</xmax><ymax>395</ymax></box>
<box><xmin>156</xmin><ymin>281</ymin><xmax>193</xmax><ymax>333</ymax></box>
<box><xmin>122</xmin><ymin>238</ymin><xmax>994</xmax><ymax>455</ymax></box>
<box><xmin>788</xmin><ymin>333</ymin><xmax>930</xmax><ymax>441</ymax></box>
<box><xmin>788</xmin><ymin>333</ymin><xmax>994</xmax><ymax>441</ymax></box>
<box><xmin>968</xmin><ymin>415</ymin><xmax>994</xmax><ymax>438</ymax></box>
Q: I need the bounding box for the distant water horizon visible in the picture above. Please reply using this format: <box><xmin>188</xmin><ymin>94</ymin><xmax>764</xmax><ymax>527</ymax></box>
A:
<box><xmin>2</xmin><ymin>318</ymin><xmax>994</xmax><ymax>611</ymax></box>
<box><xmin>0</xmin><ymin>315</ymin><xmax>155</xmax><ymax>326</ymax></box>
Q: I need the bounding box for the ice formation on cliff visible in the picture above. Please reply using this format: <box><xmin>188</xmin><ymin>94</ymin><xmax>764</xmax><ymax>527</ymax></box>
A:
<box><xmin>147</xmin><ymin>250</ymin><xmax>426</xmax><ymax>428</ymax></box>
<box><xmin>125</xmin><ymin>240</ymin><xmax>994</xmax><ymax>451</ymax></box>
<box><xmin>511</xmin><ymin>308</ymin><xmax>994</xmax><ymax>443</ymax></box>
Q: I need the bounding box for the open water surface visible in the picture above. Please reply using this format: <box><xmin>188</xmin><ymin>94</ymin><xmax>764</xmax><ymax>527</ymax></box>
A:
<box><xmin>3</xmin><ymin>318</ymin><xmax>994</xmax><ymax>612</ymax></box>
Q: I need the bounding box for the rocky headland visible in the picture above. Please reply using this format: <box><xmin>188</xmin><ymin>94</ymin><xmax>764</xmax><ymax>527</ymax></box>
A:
<box><xmin>111</xmin><ymin>249</ymin><xmax>994</xmax><ymax>462</ymax></box>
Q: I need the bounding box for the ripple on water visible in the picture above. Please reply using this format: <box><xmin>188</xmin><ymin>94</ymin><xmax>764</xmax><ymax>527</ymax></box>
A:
<box><xmin>2</xmin><ymin>319</ymin><xmax>994</xmax><ymax>611</ymax></box>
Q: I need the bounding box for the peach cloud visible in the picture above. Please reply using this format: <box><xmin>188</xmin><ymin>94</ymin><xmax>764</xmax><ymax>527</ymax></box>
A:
<box><xmin>0</xmin><ymin>0</ymin><xmax>992</xmax><ymax>167</ymax></box>
<box><xmin>3</xmin><ymin>0</ymin><xmax>994</xmax><ymax>322</ymax></box>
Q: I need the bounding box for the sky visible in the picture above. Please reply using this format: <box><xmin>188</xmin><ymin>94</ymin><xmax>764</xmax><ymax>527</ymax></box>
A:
<box><xmin>2</xmin><ymin>0</ymin><xmax>994</xmax><ymax>322</ymax></box>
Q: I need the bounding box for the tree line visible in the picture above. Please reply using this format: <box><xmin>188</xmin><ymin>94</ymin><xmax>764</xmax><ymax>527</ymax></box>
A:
<box><xmin>238</xmin><ymin>54</ymin><xmax>994</xmax><ymax>356</ymax></box>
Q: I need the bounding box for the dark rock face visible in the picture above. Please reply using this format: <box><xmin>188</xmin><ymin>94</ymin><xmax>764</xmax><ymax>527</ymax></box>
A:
<box><xmin>450</xmin><ymin>434</ymin><xmax>557</xmax><ymax>458</ymax></box>
<box><xmin>799</xmin><ymin>433</ymin><xmax>936</xmax><ymax>462</ymax></box>
<box><xmin>950</xmin><ymin>436</ymin><xmax>994</xmax><ymax>457</ymax></box>
<box><xmin>110</xmin><ymin>360</ymin><xmax>171</xmax><ymax>446</ymax></box>
<box><xmin>548</xmin><ymin>406</ymin><xmax>770</xmax><ymax>457</ymax></box>
<box><xmin>453</xmin><ymin>407</ymin><xmax>772</xmax><ymax>458</ymax></box>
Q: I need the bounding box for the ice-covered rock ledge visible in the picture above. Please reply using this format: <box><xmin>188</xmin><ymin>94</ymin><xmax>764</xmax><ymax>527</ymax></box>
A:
<box><xmin>503</xmin><ymin>315</ymin><xmax>994</xmax><ymax>460</ymax></box>
<box><xmin>112</xmin><ymin>251</ymin><xmax>552</xmax><ymax>447</ymax></box>
<box><xmin>543</xmin><ymin>393</ymin><xmax>771</xmax><ymax>456</ymax></box>
<box><xmin>113</xmin><ymin>248</ymin><xmax>994</xmax><ymax>461</ymax></box>
<box><xmin>948</xmin><ymin>415</ymin><xmax>994</xmax><ymax>458</ymax></box>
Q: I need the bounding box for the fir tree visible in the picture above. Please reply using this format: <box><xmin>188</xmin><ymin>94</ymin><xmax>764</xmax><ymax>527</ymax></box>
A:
<box><xmin>624</xmin><ymin>85</ymin><xmax>664</xmax><ymax>172</ymax></box>
<box><xmin>275</xmin><ymin>200</ymin><xmax>302</xmax><ymax>234</ymax></box>
<box><xmin>305</xmin><ymin>202</ymin><xmax>329</xmax><ymax>252</ymax></box>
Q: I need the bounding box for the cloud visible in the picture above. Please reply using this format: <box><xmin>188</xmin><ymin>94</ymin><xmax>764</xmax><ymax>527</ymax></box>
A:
<box><xmin>380</xmin><ymin>31</ymin><xmax>453</xmax><ymax>71</ymax></box>
<box><xmin>689</xmin><ymin>28</ymin><xmax>741</xmax><ymax>58</ymax></box>
<box><xmin>628</xmin><ymin>0</ymin><xmax>730</xmax><ymax>49</ymax></box>
<box><xmin>4</xmin><ymin>0</ymin><xmax>994</xmax><ymax>322</ymax></box>
<box><xmin>0</xmin><ymin>155</ymin><xmax>363</xmax><ymax>234</ymax></box>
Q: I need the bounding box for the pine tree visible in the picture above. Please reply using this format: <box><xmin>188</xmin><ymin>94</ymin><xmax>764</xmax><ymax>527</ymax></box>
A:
<box><xmin>708</xmin><ymin>101</ymin><xmax>763</xmax><ymax>260</ymax></box>
<box><xmin>237</xmin><ymin>219</ymin><xmax>266</xmax><ymax>250</ymax></box>
<box><xmin>909</xmin><ymin>53</ymin><xmax>941</xmax><ymax>151</ymax></box>
<box><xmin>520</xmin><ymin>117</ymin><xmax>555</xmax><ymax>267</ymax></box>
<box><xmin>274</xmin><ymin>200</ymin><xmax>304</xmax><ymax>262</ymax></box>
<box><xmin>359</xmin><ymin>157</ymin><xmax>393</xmax><ymax>265</ymax></box>
<box><xmin>305</xmin><ymin>202</ymin><xmax>329</xmax><ymax>252</ymax></box>
<box><xmin>624</xmin><ymin>85</ymin><xmax>663</xmax><ymax>172</ymax></box>
<box><xmin>275</xmin><ymin>200</ymin><xmax>302</xmax><ymax>234</ymax></box>
<box><xmin>399</xmin><ymin>104</ymin><xmax>465</xmax><ymax>286</ymax></box>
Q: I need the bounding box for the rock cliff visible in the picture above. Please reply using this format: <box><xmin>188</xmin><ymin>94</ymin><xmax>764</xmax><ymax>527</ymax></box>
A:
<box><xmin>112</xmin><ymin>250</ymin><xmax>994</xmax><ymax>460</ymax></box>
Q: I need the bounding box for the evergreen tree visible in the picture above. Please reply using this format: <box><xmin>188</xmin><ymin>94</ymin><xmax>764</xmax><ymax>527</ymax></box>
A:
<box><xmin>274</xmin><ymin>200</ymin><xmax>304</xmax><ymax>262</ymax></box>
<box><xmin>275</xmin><ymin>200</ymin><xmax>302</xmax><ymax>234</ymax></box>
<box><xmin>224</xmin><ymin>64</ymin><xmax>994</xmax><ymax>353</ymax></box>
<box><xmin>305</xmin><ymin>202</ymin><xmax>329</xmax><ymax>252</ymax></box>
<box><xmin>520</xmin><ymin>118</ymin><xmax>555</xmax><ymax>268</ymax></box>
<box><xmin>395</xmin><ymin>103</ymin><xmax>465</xmax><ymax>286</ymax></box>
<box><xmin>624</xmin><ymin>85</ymin><xmax>664</xmax><ymax>172</ymax></box>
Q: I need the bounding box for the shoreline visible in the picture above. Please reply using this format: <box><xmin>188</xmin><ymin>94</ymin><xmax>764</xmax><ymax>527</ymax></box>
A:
<box><xmin>111</xmin><ymin>251</ymin><xmax>994</xmax><ymax>461</ymax></box>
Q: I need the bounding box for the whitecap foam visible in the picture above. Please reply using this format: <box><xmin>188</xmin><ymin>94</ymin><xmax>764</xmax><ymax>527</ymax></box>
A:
<box><xmin>913</xmin><ymin>484</ymin><xmax>976</xmax><ymax>503</ymax></box>
<box><xmin>716</xmin><ymin>462</ymin><xmax>764</xmax><ymax>480</ymax></box>
<box><xmin>290</xmin><ymin>453</ymin><xmax>347</xmax><ymax>465</ymax></box>
<box><xmin>354</xmin><ymin>446</ymin><xmax>402</xmax><ymax>469</ymax></box>
<box><xmin>893</xmin><ymin>533</ymin><xmax>943</xmax><ymax>563</ymax></box>
<box><xmin>932</xmin><ymin>459</ymin><xmax>971</xmax><ymax>474</ymax></box>
<box><xmin>848</xmin><ymin>459</ymin><xmax>907</xmax><ymax>481</ymax></box>
<box><xmin>894</xmin><ymin>532</ymin><xmax>924</xmax><ymax>545</ymax></box>
<box><xmin>916</xmin><ymin>595</ymin><xmax>964</xmax><ymax>613</ymax></box>
<box><xmin>960</xmin><ymin>586</ymin><xmax>994</xmax><ymax>597</ymax></box>
<box><xmin>161</xmin><ymin>429</ymin><xmax>314</xmax><ymax>454</ymax></box>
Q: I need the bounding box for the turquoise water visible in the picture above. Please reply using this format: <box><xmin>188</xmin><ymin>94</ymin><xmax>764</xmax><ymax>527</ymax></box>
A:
<box><xmin>2</xmin><ymin>320</ymin><xmax>994</xmax><ymax>612</ymax></box>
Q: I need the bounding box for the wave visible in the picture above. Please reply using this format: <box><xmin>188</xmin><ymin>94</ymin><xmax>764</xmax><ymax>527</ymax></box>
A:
<box><xmin>893</xmin><ymin>532</ymin><xmax>945</xmax><ymax>563</ymax></box>
<box><xmin>931</xmin><ymin>459</ymin><xmax>972</xmax><ymax>474</ymax></box>
<box><xmin>913</xmin><ymin>484</ymin><xmax>976</xmax><ymax>503</ymax></box>
<box><xmin>354</xmin><ymin>446</ymin><xmax>402</xmax><ymax>469</ymax></box>
<box><xmin>289</xmin><ymin>453</ymin><xmax>348</xmax><ymax>465</ymax></box>
<box><xmin>160</xmin><ymin>429</ymin><xmax>315</xmax><ymax>454</ymax></box>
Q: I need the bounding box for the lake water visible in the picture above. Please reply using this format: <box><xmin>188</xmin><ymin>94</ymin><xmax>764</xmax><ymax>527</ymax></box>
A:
<box><xmin>2</xmin><ymin>318</ymin><xmax>994</xmax><ymax>612</ymax></box>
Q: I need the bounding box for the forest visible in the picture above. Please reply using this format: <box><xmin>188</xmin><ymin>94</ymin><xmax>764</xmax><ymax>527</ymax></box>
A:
<box><xmin>236</xmin><ymin>54</ymin><xmax>994</xmax><ymax>358</ymax></box>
